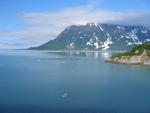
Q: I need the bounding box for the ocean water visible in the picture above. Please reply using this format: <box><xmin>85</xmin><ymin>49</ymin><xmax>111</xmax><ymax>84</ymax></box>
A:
<box><xmin>0</xmin><ymin>50</ymin><xmax>150</xmax><ymax>113</ymax></box>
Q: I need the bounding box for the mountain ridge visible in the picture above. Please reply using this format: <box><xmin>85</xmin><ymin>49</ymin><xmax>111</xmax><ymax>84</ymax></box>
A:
<box><xmin>29</xmin><ymin>23</ymin><xmax>150</xmax><ymax>50</ymax></box>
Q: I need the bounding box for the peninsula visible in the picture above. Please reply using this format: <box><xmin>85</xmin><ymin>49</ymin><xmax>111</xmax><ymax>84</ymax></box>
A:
<box><xmin>106</xmin><ymin>44</ymin><xmax>150</xmax><ymax>65</ymax></box>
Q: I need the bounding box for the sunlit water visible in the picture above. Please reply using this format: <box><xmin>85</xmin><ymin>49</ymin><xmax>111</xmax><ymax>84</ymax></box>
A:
<box><xmin>0</xmin><ymin>50</ymin><xmax>150</xmax><ymax>113</ymax></box>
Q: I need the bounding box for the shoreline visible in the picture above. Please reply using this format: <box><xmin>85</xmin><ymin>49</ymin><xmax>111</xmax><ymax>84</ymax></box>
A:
<box><xmin>105</xmin><ymin>55</ymin><xmax>150</xmax><ymax>66</ymax></box>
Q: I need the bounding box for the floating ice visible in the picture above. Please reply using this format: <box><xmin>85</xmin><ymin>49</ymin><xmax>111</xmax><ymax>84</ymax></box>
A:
<box><xmin>61</xmin><ymin>93</ymin><xmax>68</xmax><ymax>98</ymax></box>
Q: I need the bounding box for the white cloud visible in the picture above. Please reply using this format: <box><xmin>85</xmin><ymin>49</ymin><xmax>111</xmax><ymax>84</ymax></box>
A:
<box><xmin>0</xmin><ymin>5</ymin><xmax>150</xmax><ymax>49</ymax></box>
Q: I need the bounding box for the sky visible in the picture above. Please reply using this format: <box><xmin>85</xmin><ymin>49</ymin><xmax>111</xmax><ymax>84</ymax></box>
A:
<box><xmin>0</xmin><ymin>0</ymin><xmax>150</xmax><ymax>49</ymax></box>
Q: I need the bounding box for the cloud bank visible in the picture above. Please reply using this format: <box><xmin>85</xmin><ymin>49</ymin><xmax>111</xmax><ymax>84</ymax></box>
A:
<box><xmin>0</xmin><ymin>5</ymin><xmax>150</xmax><ymax>49</ymax></box>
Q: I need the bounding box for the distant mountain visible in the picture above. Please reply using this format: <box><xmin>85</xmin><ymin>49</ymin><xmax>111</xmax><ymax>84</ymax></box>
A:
<box><xmin>30</xmin><ymin>23</ymin><xmax>150</xmax><ymax>50</ymax></box>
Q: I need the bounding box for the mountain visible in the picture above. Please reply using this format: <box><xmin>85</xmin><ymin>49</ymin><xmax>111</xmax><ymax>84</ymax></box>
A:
<box><xmin>30</xmin><ymin>23</ymin><xmax>150</xmax><ymax>50</ymax></box>
<box><xmin>105</xmin><ymin>43</ymin><xmax>150</xmax><ymax>65</ymax></box>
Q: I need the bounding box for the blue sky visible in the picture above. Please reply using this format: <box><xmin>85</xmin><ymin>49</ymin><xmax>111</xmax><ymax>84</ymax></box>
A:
<box><xmin>0</xmin><ymin>0</ymin><xmax>150</xmax><ymax>49</ymax></box>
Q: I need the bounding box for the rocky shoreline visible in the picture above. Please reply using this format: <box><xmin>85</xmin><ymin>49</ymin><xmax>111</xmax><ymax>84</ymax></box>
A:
<box><xmin>105</xmin><ymin>49</ymin><xmax>150</xmax><ymax>65</ymax></box>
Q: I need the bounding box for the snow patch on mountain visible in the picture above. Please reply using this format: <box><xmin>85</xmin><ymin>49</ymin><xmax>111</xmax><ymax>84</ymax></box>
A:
<box><xmin>101</xmin><ymin>38</ymin><xmax>113</xmax><ymax>50</ymax></box>
<box><xmin>126</xmin><ymin>36</ymin><xmax>131</xmax><ymax>39</ymax></box>
<box><xmin>120</xmin><ymin>35</ymin><xmax>124</xmax><ymax>38</ymax></box>
<box><xmin>141</xmin><ymin>30</ymin><xmax>148</xmax><ymax>34</ymax></box>
<box><xmin>67</xmin><ymin>42</ymin><xmax>75</xmax><ymax>49</ymax></box>
<box><xmin>86</xmin><ymin>39</ymin><xmax>94</xmax><ymax>46</ymax></box>
<box><xmin>146</xmin><ymin>39</ymin><xmax>150</xmax><ymax>41</ymax></box>
<box><xmin>70</xmin><ymin>42</ymin><xmax>75</xmax><ymax>49</ymax></box>
<box><xmin>101</xmin><ymin>33</ymin><xmax>113</xmax><ymax>50</ymax></box>
<box><xmin>127</xmin><ymin>29</ymin><xmax>142</xmax><ymax>45</ymax></box>
<box><xmin>86</xmin><ymin>33</ymin><xmax>101</xmax><ymax>49</ymax></box>
<box><xmin>117</xmin><ymin>25</ymin><xmax>125</xmax><ymax>30</ymax></box>
<box><xmin>99</xmin><ymin>25</ymin><xmax>104</xmax><ymax>31</ymax></box>
<box><xmin>79</xmin><ymin>31</ymin><xmax>82</xmax><ymax>34</ymax></box>
<box><xmin>94</xmin><ymin>42</ymin><xmax>99</xmax><ymax>49</ymax></box>
<box><xmin>127</xmin><ymin>42</ymin><xmax>132</xmax><ymax>45</ymax></box>
<box><xmin>80</xmin><ymin>36</ymin><xmax>84</xmax><ymax>39</ymax></box>
<box><xmin>93</xmin><ymin>33</ymin><xmax>99</xmax><ymax>41</ymax></box>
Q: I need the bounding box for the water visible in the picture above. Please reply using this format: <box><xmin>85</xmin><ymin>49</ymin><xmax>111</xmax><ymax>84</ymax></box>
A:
<box><xmin>0</xmin><ymin>50</ymin><xmax>150</xmax><ymax>113</ymax></box>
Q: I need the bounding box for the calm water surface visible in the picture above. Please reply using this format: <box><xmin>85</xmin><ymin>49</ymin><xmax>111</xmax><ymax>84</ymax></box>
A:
<box><xmin>0</xmin><ymin>50</ymin><xmax>150</xmax><ymax>113</ymax></box>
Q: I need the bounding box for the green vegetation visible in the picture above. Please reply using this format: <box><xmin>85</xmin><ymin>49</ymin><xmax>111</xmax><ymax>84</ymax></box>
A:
<box><xmin>130</xmin><ymin>43</ymin><xmax>150</xmax><ymax>53</ymax></box>
<box><xmin>111</xmin><ymin>51</ymin><xmax>139</xmax><ymax>58</ymax></box>
<box><xmin>111</xmin><ymin>43</ymin><xmax>150</xmax><ymax>58</ymax></box>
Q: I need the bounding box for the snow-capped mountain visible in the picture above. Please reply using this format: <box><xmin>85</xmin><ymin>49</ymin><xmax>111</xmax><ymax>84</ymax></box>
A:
<box><xmin>30</xmin><ymin>23</ymin><xmax>150</xmax><ymax>50</ymax></box>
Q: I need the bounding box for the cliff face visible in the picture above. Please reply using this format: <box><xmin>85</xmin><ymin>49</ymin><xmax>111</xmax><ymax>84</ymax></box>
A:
<box><xmin>106</xmin><ymin>49</ymin><xmax>150</xmax><ymax>65</ymax></box>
